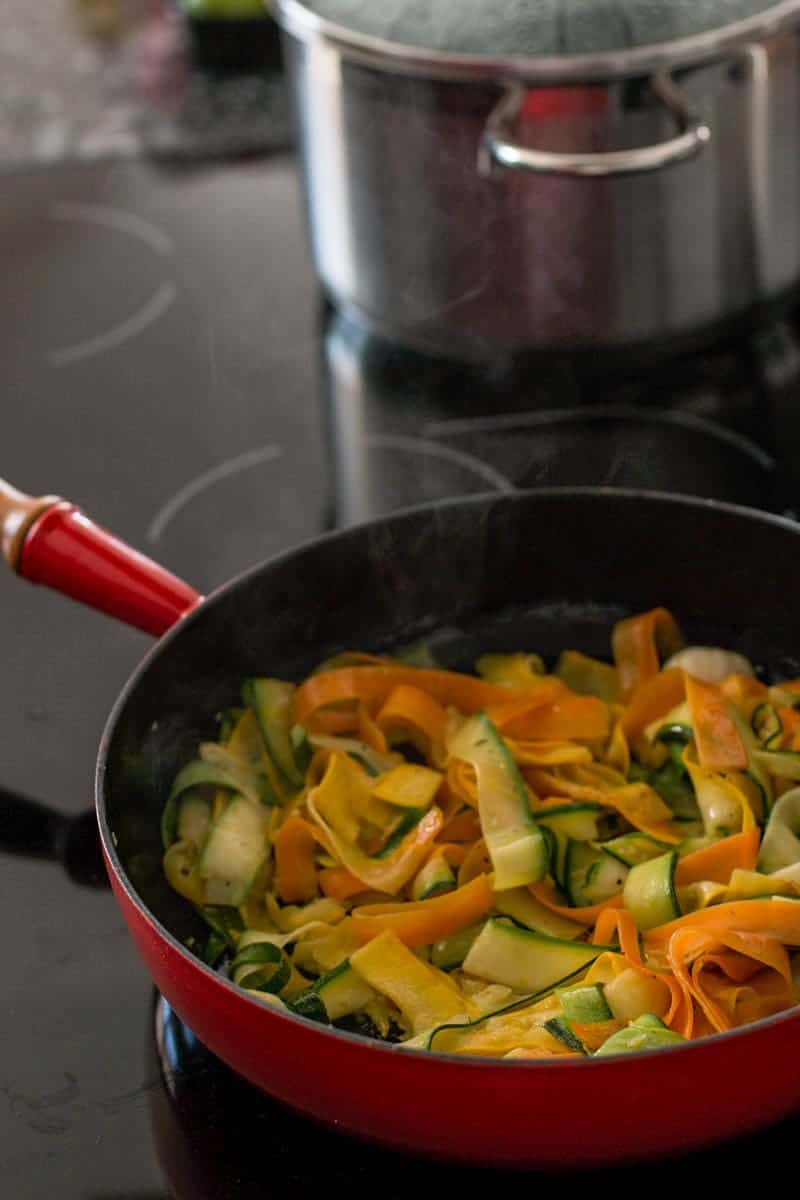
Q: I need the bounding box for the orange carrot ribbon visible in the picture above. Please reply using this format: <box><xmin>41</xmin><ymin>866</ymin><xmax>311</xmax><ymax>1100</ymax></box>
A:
<box><xmin>620</xmin><ymin>668</ymin><xmax>685</xmax><ymax>742</ymax></box>
<box><xmin>294</xmin><ymin>667</ymin><xmax>531</xmax><ymax>724</ymax></box>
<box><xmin>592</xmin><ymin>908</ymin><xmax>686</xmax><ymax>1031</ymax></box>
<box><xmin>487</xmin><ymin>693</ymin><xmax>611</xmax><ymax>743</ymax></box>
<box><xmin>529</xmin><ymin>879</ymin><xmax>625</xmax><ymax>925</ymax></box>
<box><xmin>319</xmin><ymin>866</ymin><xmax>370</xmax><ymax>901</ymax></box>
<box><xmin>645</xmin><ymin>899</ymin><xmax>800</xmax><ymax>949</ymax></box>
<box><xmin>673</xmin><ymin>829</ymin><xmax>760</xmax><ymax>887</ymax></box>
<box><xmin>684</xmin><ymin>673</ymin><xmax>748</xmax><ymax>770</ymax></box>
<box><xmin>612</xmin><ymin>607</ymin><xmax>684</xmax><ymax>701</ymax></box>
<box><xmin>273</xmin><ymin>815</ymin><xmax>319</xmax><ymax>903</ymax></box>
<box><xmin>592</xmin><ymin>907</ymin><xmax>643</xmax><ymax>963</ymax></box>
<box><xmin>662</xmin><ymin>926</ymin><xmax>793</xmax><ymax>1035</ymax></box>
<box><xmin>351</xmin><ymin>873</ymin><xmax>494</xmax><ymax>948</ymax></box>
<box><xmin>376</xmin><ymin>685</ymin><xmax>448</xmax><ymax>764</ymax></box>
<box><xmin>778</xmin><ymin>705</ymin><xmax>800</xmax><ymax>751</ymax></box>
<box><xmin>439</xmin><ymin>807</ymin><xmax>482</xmax><ymax>843</ymax></box>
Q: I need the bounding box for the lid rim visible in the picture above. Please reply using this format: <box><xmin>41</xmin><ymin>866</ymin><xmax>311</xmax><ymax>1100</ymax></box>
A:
<box><xmin>274</xmin><ymin>0</ymin><xmax>800</xmax><ymax>82</ymax></box>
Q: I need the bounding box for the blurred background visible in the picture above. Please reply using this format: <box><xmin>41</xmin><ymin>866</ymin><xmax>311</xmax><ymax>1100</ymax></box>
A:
<box><xmin>1</xmin><ymin>0</ymin><xmax>290</xmax><ymax>165</ymax></box>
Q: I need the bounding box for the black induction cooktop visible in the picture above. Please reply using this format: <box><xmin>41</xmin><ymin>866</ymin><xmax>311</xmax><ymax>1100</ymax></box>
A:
<box><xmin>4</xmin><ymin>146</ymin><xmax>800</xmax><ymax>1198</ymax></box>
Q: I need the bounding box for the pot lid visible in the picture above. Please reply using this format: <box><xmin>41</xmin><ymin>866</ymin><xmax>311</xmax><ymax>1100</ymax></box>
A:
<box><xmin>301</xmin><ymin>0</ymin><xmax>787</xmax><ymax>56</ymax></box>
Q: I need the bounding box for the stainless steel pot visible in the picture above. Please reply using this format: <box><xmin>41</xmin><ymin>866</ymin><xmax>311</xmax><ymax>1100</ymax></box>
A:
<box><xmin>275</xmin><ymin>0</ymin><xmax>800</xmax><ymax>359</ymax></box>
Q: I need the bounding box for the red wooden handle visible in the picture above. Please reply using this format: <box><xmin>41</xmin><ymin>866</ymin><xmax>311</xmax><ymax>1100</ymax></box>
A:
<box><xmin>0</xmin><ymin>479</ymin><xmax>203</xmax><ymax>638</ymax></box>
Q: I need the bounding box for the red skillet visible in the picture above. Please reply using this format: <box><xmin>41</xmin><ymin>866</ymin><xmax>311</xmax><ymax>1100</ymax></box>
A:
<box><xmin>3</xmin><ymin>476</ymin><xmax>800</xmax><ymax>1168</ymax></box>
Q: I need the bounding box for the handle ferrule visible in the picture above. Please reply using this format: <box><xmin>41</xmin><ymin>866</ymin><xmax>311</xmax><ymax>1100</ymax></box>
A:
<box><xmin>1</xmin><ymin>478</ymin><xmax>202</xmax><ymax>637</ymax></box>
<box><xmin>0</xmin><ymin>481</ymin><xmax>62</xmax><ymax>571</ymax></box>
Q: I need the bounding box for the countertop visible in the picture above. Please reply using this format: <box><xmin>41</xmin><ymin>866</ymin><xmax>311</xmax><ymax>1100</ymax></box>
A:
<box><xmin>0</xmin><ymin>0</ymin><xmax>292</xmax><ymax>168</ymax></box>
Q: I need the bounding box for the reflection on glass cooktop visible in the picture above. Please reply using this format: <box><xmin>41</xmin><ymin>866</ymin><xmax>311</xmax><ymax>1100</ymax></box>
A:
<box><xmin>150</xmin><ymin>994</ymin><xmax>800</xmax><ymax>1197</ymax></box>
<box><xmin>322</xmin><ymin>310</ymin><xmax>800</xmax><ymax>527</ymax></box>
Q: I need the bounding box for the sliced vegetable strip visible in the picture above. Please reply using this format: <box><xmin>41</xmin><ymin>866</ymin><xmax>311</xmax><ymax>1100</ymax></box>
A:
<box><xmin>357</xmin><ymin>702</ymin><xmax>389</xmax><ymax>754</ymax></box>
<box><xmin>778</xmin><ymin>706</ymin><xmax>800</xmax><ymax>751</ymax></box>
<box><xmin>371</xmin><ymin>763</ymin><xmax>443</xmax><ymax>809</ymax></box>
<box><xmin>351</xmin><ymin>874</ymin><xmax>494</xmax><ymax>948</ymax></box>
<box><xmin>590</xmin><ymin>912</ymin><xmax>687</xmax><ymax>1031</ymax></box>
<box><xmin>448</xmin><ymin>714</ymin><xmax>548</xmax><ymax>890</ymax></box>
<box><xmin>673</xmin><ymin>830</ymin><xmax>760</xmax><ymax>886</ymax></box>
<box><xmin>350</xmin><ymin>930</ymin><xmax>472</xmax><ymax>1034</ymax></box>
<box><xmin>294</xmin><ymin>666</ymin><xmax>536</xmax><ymax>723</ymax></box>
<box><xmin>555</xmin><ymin>650</ymin><xmax>620</xmax><ymax>703</ymax></box>
<box><xmin>530</xmin><ymin>880</ymin><xmax>625</xmax><ymax>925</ymax></box>
<box><xmin>620</xmin><ymin>668</ymin><xmax>685</xmax><ymax>742</ymax></box>
<box><xmin>612</xmin><ymin>607</ymin><xmax>684</xmax><ymax>700</ymax></box>
<box><xmin>376</xmin><ymin>685</ymin><xmax>449</xmax><ymax>765</ymax></box>
<box><xmin>592</xmin><ymin>907</ymin><xmax>643</xmax><ymax>964</ymax></box>
<box><xmin>319</xmin><ymin>866</ymin><xmax>369</xmax><ymax>901</ymax></box>
<box><xmin>684</xmin><ymin>673</ymin><xmax>748</xmax><ymax>771</ymax></box>
<box><xmin>645</xmin><ymin>899</ymin><xmax>800</xmax><ymax>948</ymax></box>
<box><xmin>486</xmin><ymin>693</ymin><xmax>610</xmax><ymax>743</ymax></box>
<box><xmin>507</xmin><ymin>739</ymin><xmax>594</xmax><ymax>767</ymax></box>
<box><xmin>662</xmin><ymin>927</ymin><xmax>792</xmax><ymax>1034</ymax></box>
<box><xmin>274</xmin><ymin>816</ymin><xmax>319</xmax><ymax>903</ymax></box>
<box><xmin>307</xmin><ymin>793</ymin><xmax>443</xmax><ymax>895</ymax></box>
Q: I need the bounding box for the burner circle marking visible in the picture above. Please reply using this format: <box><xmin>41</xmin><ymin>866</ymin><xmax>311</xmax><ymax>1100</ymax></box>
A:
<box><xmin>45</xmin><ymin>203</ymin><xmax>177</xmax><ymax>367</ymax></box>
<box><xmin>49</xmin><ymin>203</ymin><xmax>174</xmax><ymax>256</ymax></box>
<box><xmin>48</xmin><ymin>281</ymin><xmax>177</xmax><ymax>367</ymax></box>
<box><xmin>366</xmin><ymin>433</ymin><xmax>515</xmax><ymax>493</ymax></box>
<box><xmin>422</xmin><ymin>405</ymin><xmax>776</xmax><ymax>471</ymax></box>
<box><xmin>147</xmin><ymin>445</ymin><xmax>284</xmax><ymax>544</ymax></box>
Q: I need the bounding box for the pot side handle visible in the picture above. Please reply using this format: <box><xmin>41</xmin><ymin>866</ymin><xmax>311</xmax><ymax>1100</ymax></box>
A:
<box><xmin>0</xmin><ymin>478</ymin><xmax>203</xmax><ymax>638</ymax></box>
<box><xmin>483</xmin><ymin>70</ymin><xmax>711</xmax><ymax>178</ymax></box>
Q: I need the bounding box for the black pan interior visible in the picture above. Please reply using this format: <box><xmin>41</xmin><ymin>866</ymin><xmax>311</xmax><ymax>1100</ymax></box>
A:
<box><xmin>100</xmin><ymin>489</ymin><xmax>800</xmax><ymax>951</ymax></box>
